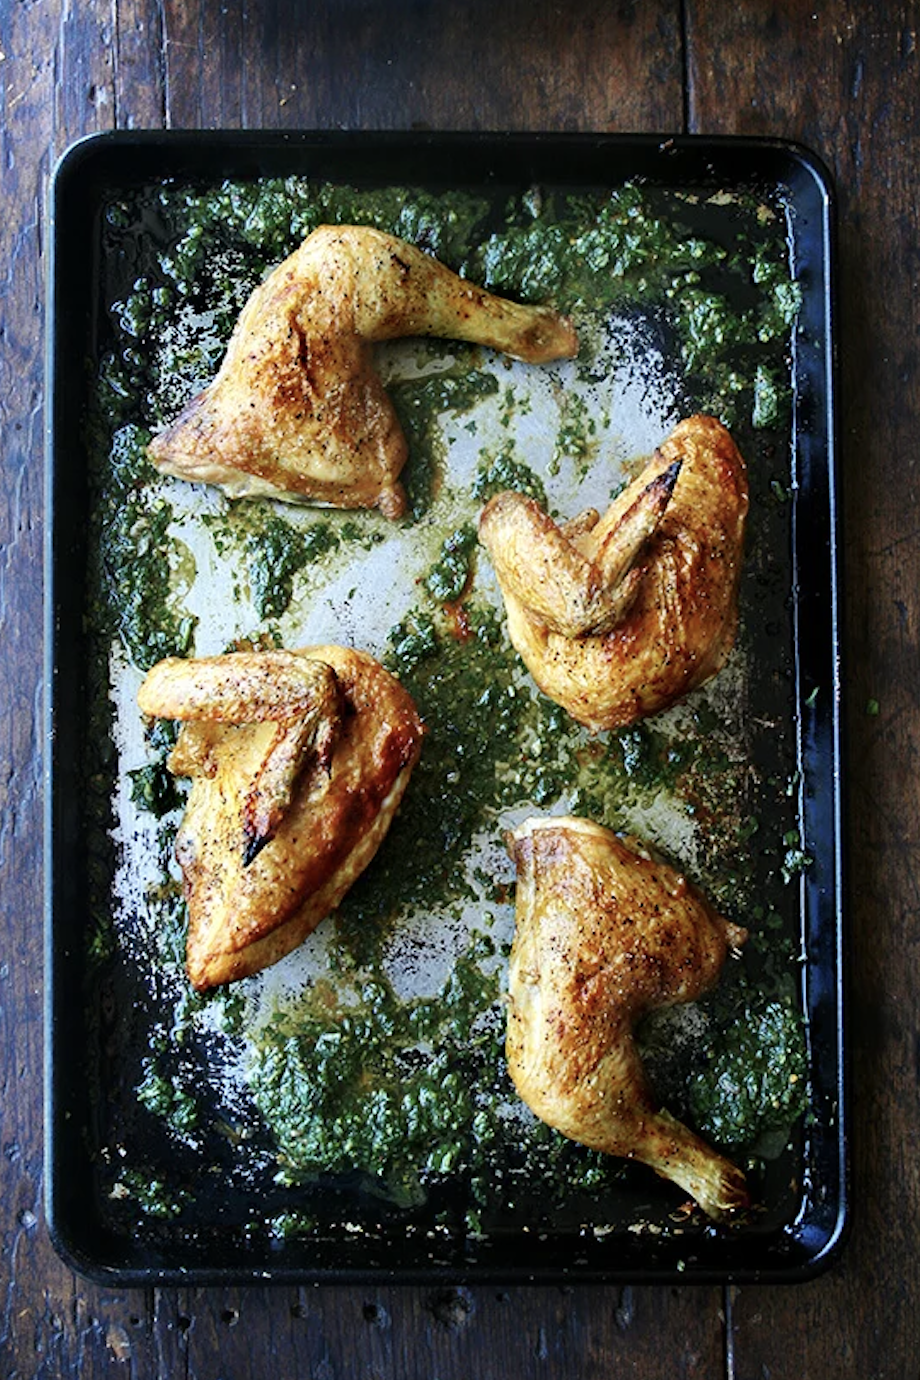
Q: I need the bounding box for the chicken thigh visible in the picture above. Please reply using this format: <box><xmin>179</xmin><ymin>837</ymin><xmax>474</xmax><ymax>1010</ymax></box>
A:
<box><xmin>479</xmin><ymin>415</ymin><xmax>749</xmax><ymax>731</ymax></box>
<box><xmin>148</xmin><ymin>225</ymin><xmax>579</xmax><ymax>519</ymax></box>
<box><xmin>137</xmin><ymin>645</ymin><xmax>424</xmax><ymax>990</ymax></box>
<box><xmin>506</xmin><ymin>815</ymin><xmax>749</xmax><ymax>1219</ymax></box>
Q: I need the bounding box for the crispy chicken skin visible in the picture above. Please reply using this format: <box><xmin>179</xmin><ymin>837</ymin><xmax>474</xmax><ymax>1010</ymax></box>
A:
<box><xmin>506</xmin><ymin>815</ymin><xmax>749</xmax><ymax>1220</ymax></box>
<box><xmin>147</xmin><ymin>225</ymin><xmax>578</xmax><ymax>519</ymax></box>
<box><xmin>137</xmin><ymin>646</ymin><xmax>424</xmax><ymax>990</ymax></box>
<box><xmin>479</xmin><ymin>415</ymin><xmax>749</xmax><ymax>731</ymax></box>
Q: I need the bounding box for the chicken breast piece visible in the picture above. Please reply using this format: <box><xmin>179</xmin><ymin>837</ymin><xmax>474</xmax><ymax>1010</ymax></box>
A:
<box><xmin>137</xmin><ymin>645</ymin><xmax>424</xmax><ymax>990</ymax></box>
<box><xmin>506</xmin><ymin>815</ymin><xmax>749</xmax><ymax>1220</ymax></box>
<box><xmin>148</xmin><ymin>225</ymin><xmax>578</xmax><ymax>519</ymax></box>
<box><xmin>479</xmin><ymin>415</ymin><xmax>749</xmax><ymax>731</ymax></box>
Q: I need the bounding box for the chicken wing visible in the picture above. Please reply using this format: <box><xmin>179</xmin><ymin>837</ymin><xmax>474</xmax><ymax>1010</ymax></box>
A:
<box><xmin>147</xmin><ymin>225</ymin><xmax>579</xmax><ymax>519</ymax></box>
<box><xmin>479</xmin><ymin>415</ymin><xmax>749</xmax><ymax>731</ymax></box>
<box><xmin>506</xmin><ymin>815</ymin><xmax>749</xmax><ymax>1220</ymax></box>
<box><xmin>137</xmin><ymin>645</ymin><xmax>424</xmax><ymax>990</ymax></box>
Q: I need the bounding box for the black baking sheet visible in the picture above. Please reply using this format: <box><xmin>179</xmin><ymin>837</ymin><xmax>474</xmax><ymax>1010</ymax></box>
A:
<box><xmin>44</xmin><ymin>131</ymin><xmax>845</xmax><ymax>1284</ymax></box>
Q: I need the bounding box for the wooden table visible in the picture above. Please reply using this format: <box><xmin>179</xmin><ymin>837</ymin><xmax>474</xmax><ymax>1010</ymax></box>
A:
<box><xmin>3</xmin><ymin>1</ymin><xmax>918</xmax><ymax>1374</ymax></box>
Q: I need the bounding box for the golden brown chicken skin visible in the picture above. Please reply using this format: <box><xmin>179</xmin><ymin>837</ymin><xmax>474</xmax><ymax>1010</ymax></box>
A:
<box><xmin>506</xmin><ymin>815</ymin><xmax>749</xmax><ymax>1220</ymax></box>
<box><xmin>479</xmin><ymin>415</ymin><xmax>749</xmax><ymax>731</ymax></box>
<box><xmin>137</xmin><ymin>645</ymin><xmax>424</xmax><ymax>990</ymax></box>
<box><xmin>148</xmin><ymin>225</ymin><xmax>578</xmax><ymax>519</ymax></box>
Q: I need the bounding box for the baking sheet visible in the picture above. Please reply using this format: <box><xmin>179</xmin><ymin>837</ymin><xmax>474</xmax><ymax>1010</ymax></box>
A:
<box><xmin>44</xmin><ymin>131</ymin><xmax>845</xmax><ymax>1283</ymax></box>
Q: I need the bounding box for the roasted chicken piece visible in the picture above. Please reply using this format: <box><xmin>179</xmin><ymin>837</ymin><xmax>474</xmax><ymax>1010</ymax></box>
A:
<box><xmin>506</xmin><ymin>815</ymin><xmax>749</xmax><ymax>1220</ymax></box>
<box><xmin>148</xmin><ymin>225</ymin><xmax>578</xmax><ymax>519</ymax></box>
<box><xmin>137</xmin><ymin>646</ymin><xmax>424</xmax><ymax>990</ymax></box>
<box><xmin>479</xmin><ymin>415</ymin><xmax>749</xmax><ymax>731</ymax></box>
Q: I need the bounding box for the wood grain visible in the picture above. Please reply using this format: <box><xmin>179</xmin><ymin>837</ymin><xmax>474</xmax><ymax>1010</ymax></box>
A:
<box><xmin>3</xmin><ymin>0</ymin><xmax>920</xmax><ymax>1373</ymax></box>
<box><xmin>687</xmin><ymin>0</ymin><xmax>920</xmax><ymax>1374</ymax></box>
<box><xmin>3</xmin><ymin>3</ymin><xmax>712</xmax><ymax>1376</ymax></box>
<box><xmin>152</xmin><ymin>1284</ymin><xmax>724</xmax><ymax>1379</ymax></box>
<box><xmin>1</xmin><ymin>0</ymin><xmax>78</xmax><ymax>1370</ymax></box>
<box><xmin>159</xmin><ymin>0</ymin><xmax>683</xmax><ymax>131</ymax></box>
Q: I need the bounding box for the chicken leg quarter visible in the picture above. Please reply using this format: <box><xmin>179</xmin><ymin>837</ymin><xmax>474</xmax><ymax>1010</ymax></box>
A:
<box><xmin>148</xmin><ymin>225</ymin><xmax>578</xmax><ymax>518</ymax></box>
<box><xmin>505</xmin><ymin>815</ymin><xmax>749</xmax><ymax>1219</ymax></box>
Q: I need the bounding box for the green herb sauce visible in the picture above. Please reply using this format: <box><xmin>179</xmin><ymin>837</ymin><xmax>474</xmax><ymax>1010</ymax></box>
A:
<box><xmin>245</xmin><ymin>513</ymin><xmax>340</xmax><ymax>620</ymax></box>
<box><xmin>466</xmin><ymin>182</ymin><xmax>800</xmax><ymax>429</ymax></box>
<box><xmin>87</xmin><ymin>172</ymin><xmax>810</xmax><ymax>1231</ymax></box>
<box><xmin>688</xmin><ymin>993</ymin><xmax>808</xmax><ymax>1152</ymax></box>
<box><xmin>472</xmin><ymin>451</ymin><xmax>548</xmax><ymax>506</ymax></box>
<box><xmin>246</xmin><ymin>942</ymin><xmax>501</xmax><ymax>1205</ymax></box>
<box><xmin>424</xmin><ymin>525</ymin><xmax>478</xmax><ymax>604</ymax></box>
<box><xmin>390</xmin><ymin>369</ymin><xmax>499</xmax><ymax>517</ymax></box>
<box><xmin>92</xmin><ymin>424</ymin><xmax>196</xmax><ymax>669</ymax></box>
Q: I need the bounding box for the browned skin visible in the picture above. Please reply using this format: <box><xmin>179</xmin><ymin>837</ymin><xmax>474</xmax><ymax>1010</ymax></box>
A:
<box><xmin>479</xmin><ymin>415</ymin><xmax>749</xmax><ymax>731</ymax></box>
<box><xmin>137</xmin><ymin>645</ymin><xmax>424</xmax><ymax>990</ymax></box>
<box><xmin>506</xmin><ymin>815</ymin><xmax>749</xmax><ymax>1220</ymax></box>
<box><xmin>138</xmin><ymin>649</ymin><xmax>343</xmax><ymax>859</ymax></box>
<box><xmin>147</xmin><ymin>225</ymin><xmax>578</xmax><ymax>519</ymax></box>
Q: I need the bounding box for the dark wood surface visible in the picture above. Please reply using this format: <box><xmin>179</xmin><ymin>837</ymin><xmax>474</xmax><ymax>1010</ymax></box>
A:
<box><xmin>3</xmin><ymin>0</ymin><xmax>919</xmax><ymax>1373</ymax></box>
